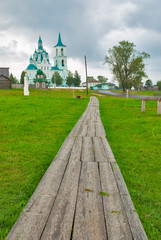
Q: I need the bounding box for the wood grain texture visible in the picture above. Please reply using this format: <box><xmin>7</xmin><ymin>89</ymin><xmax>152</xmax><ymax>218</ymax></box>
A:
<box><xmin>111</xmin><ymin>162</ymin><xmax>148</xmax><ymax>240</ymax></box>
<box><xmin>99</xmin><ymin>163</ymin><xmax>133</xmax><ymax>240</ymax></box>
<box><xmin>81</xmin><ymin>137</ymin><xmax>94</xmax><ymax>162</ymax></box>
<box><xmin>101</xmin><ymin>137</ymin><xmax>116</xmax><ymax>163</ymax></box>
<box><xmin>72</xmin><ymin>162</ymin><xmax>107</xmax><ymax>240</ymax></box>
<box><xmin>40</xmin><ymin>161</ymin><xmax>81</xmax><ymax>240</ymax></box>
<box><xmin>93</xmin><ymin>137</ymin><xmax>107</xmax><ymax>162</ymax></box>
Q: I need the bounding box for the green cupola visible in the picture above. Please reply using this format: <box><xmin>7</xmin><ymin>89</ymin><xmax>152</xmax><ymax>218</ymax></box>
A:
<box><xmin>54</xmin><ymin>33</ymin><xmax>66</xmax><ymax>47</ymax></box>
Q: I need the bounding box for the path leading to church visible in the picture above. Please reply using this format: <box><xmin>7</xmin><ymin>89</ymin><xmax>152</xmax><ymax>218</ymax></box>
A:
<box><xmin>6</xmin><ymin>97</ymin><xmax>147</xmax><ymax>240</ymax></box>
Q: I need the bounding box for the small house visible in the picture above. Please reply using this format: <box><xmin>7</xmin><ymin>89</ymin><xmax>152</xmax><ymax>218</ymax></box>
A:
<box><xmin>34</xmin><ymin>69</ymin><xmax>48</xmax><ymax>89</ymax></box>
<box><xmin>0</xmin><ymin>68</ymin><xmax>11</xmax><ymax>89</ymax></box>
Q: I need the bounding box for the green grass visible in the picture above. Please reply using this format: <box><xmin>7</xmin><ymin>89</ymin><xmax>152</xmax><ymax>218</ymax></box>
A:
<box><xmin>99</xmin><ymin>95</ymin><xmax>161</xmax><ymax>240</ymax></box>
<box><xmin>0</xmin><ymin>88</ymin><xmax>89</xmax><ymax>239</ymax></box>
<box><xmin>112</xmin><ymin>89</ymin><xmax>161</xmax><ymax>96</ymax></box>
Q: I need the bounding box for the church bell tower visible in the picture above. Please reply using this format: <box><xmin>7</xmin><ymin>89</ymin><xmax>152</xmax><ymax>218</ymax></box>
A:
<box><xmin>54</xmin><ymin>33</ymin><xmax>67</xmax><ymax>71</ymax></box>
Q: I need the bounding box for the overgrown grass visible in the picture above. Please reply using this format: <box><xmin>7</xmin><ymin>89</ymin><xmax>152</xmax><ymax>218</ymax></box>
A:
<box><xmin>99</xmin><ymin>95</ymin><xmax>161</xmax><ymax>240</ymax></box>
<box><xmin>0</xmin><ymin>88</ymin><xmax>89</xmax><ymax>239</ymax></box>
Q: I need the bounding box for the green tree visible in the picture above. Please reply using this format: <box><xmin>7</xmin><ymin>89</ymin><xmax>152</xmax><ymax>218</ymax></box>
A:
<box><xmin>52</xmin><ymin>72</ymin><xmax>63</xmax><ymax>86</ymax></box>
<box><xmin>73</xmin><ymin>70</ymin><xmax>81</xmax><ymax>86</ymax></box>
<box><xmin>20</xmin><ymin>71</ymin><xmax>25</xmax><ymax>84</ymax></box>
<box><xmin>66</xmin><ymin>71</ymin><xmax>74</xmax><ymax>87</ymax></box>
<box><xmin>97</xmin><ymin>75</ymin><xmax>108</xmax><ymax>84</ymax></box>
<box><xmin>157</xmin><ymin>81</ymin><xmax>161</xmax><ymax>90</ymax></box>
<box><xmin>10</xmin><ymin>73</ymin><xmax>19</xmax><ymax>84</ymax></box>
<box><xmin>145</xmin><ymin>79</ymin><xmax>153</xmax><ymax>87</ymax></box>
<box><xmin>43</xmin><ymin>73</ymin><xmax>46</xmax><ymax>79</ymax></box>
<box><xmin>105</xmin><ymin>40</ymin><xmax>150</xmax><ymax>92</ymax></box>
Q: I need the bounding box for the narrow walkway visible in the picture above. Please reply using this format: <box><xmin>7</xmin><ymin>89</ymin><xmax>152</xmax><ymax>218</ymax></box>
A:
<box><xmin>7</xmin><ymin>97</ymin><xmax>147</xmax><ymax>240</ymax></box>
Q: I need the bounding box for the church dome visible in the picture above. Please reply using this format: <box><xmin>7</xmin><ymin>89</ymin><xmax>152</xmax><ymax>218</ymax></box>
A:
<box><xmin>37</xmin><ymin>69</ymin><xmax>44</xmax><ymax>75</ymax></box>
<box><xmin>26</xmin><ymin>64</ymin><xmax>37</xmax><ymax>70</ymax></box>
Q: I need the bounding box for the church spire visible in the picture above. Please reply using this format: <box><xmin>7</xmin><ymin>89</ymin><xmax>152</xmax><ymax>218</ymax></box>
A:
<box><xmin>38</xmin><ymin>35</ymin><xmax>43</xmax><ymax>50</ymax></box>
<box><xmin>54</xmin><ymin>33</ymin><xmax>66</xmax><ymax>47</ymax></box>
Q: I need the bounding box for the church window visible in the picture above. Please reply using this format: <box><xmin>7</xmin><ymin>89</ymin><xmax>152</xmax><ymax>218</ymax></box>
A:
<box><xmin>62</xmin><ymin>60</ymin><xmax>64</xmax><ymax>67</ymax></box>
<box><xmin>44</xmin><ymin>59</ymin><xmax>46</xmax><ymax>63</ymax></box>
<box><xmin>61</xmin><ymin>48</ymin><xmax>64</xmax><ymax>55</ymax></box>
<box><xmin>36</xmin><ymin>82</ymin><xmax>39</xmax><ymax>88</ymax></box>
<box><xmin>47</xmin><ymin>66</ymin><xmax>49</xmax><ymax>70</ymax></box>
<box><xmin>29</xmin><ymin>73</ymin><xmax>31</xmax><ymax>77</ymax></box>
<box><xmin>44</xmin><ymin>66</ymin><xmax>46</xmax><ymax>70</ymax></box>
<box><xmin>56</xmin><ymin>60</ymin><xmax>58</xmax><ymax>67</ymax></box>
<box><xmin>42</xmin><ymin>82</ymin><xmax>45</xmax><ymax>88</ymax></box>
<box><xmin>56</xmin><ymin>49</ymin><xmax>58</xmax><ymax>56</ymax></box>
<box><xmin>41</xmin><ymin>66</ymin><xmax>43</xmax><ymax>70</ymax></box>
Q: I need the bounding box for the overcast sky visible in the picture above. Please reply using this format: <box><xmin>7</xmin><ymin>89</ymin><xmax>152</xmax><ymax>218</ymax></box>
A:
<box><xmin>0</xmin><ymin>0</ymin><xmax>161</xmax><ymax>84</ymax></box>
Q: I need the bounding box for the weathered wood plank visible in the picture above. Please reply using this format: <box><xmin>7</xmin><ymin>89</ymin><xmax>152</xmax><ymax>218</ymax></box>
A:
<box><xmin>111</xmin><ymin>162</ymin><xmax>148</xmax><ymax>240</ymax></box>
<box><xmin>69</xmin><ymin>121</ymin><xmax>82</xmax><ymax>137</ymax></box>
<box><xmin>55</xmin><ymin>136</ymin><xmax>75</xmax><ymax>161</ymax></box>
<box><xmin>87</xmin><ymin>120</ymin><xmax>95</xmax><ymax>136</ymax></box>
<box><xmin>72</xmin><ymin>162</ymin><xmax>107</xmax><ymax>240</ymax></box>
<box><xmin>101</xmin><ymin>137</ymin><xmax>116</xmax><ymax>163</ymax></box>
<box><xmin>6</xmin><ymin>159</ymin><xmax>68</xmax><ymax>240</ymax></box>
<box><xmin>93</xmin><ymin>137</ymin><xmax>107</xmax><ymax>162</ymax></box>
<box><xmin>95</xmin><ymin>121</ymin><xmax>106</xmax><ymax>137</ymax></box>
<box><xmin>99</xmin><ymin>163</ymin><xmax>133</xmax><ymax>240</ymax></box>
<box><xmin>81</xmin><ymin>137</ymin><xmax>94</xmax><ymax>162</ymax></box>
<box><xmin>41</xmin><ymin>161</ymin><xmax>81</xmax><ymax>240</ymax></box>
<box><xmin>79</xmin><ymin>124</ymin><xmax>88</xmax><ymax>137</ymax></box>
<box><xmin>70</xmin><ymin>136</ymin><xmax>82</xmax><ymax>161</ymax></box>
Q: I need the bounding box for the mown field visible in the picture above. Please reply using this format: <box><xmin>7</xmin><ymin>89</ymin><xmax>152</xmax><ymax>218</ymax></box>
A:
<box><xmin>99</xmin><ymin>95</ymin><xmax>161</xmax><ymax>240</ymax></box>
<box><xmin>0</xmin><ymin>89</ymin><xmax>161</xmax><ymax>239</ymax></box>
<box><xmin>0</xmin><ymin>89</ymin><xmax>89</xmax><ymax>239</ymax></box>
<box><xmin>112</xmin><ymin>89</ymin><xmax>161</xmax><ymax>96</ymax></box>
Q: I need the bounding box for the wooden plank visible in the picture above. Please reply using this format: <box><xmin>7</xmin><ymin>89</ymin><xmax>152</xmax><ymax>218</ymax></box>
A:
<box><xmin>93</xmin><ymin>137</ymin><xmax>107</xmax><ymax>162</ymax></box>
<box><xmin>79</xmin><ymin>124</ymin><xmax>88</xmax><ymax>137</ymax></box>
<box><xmin>72</xmin><ymin>162</ymin><xmax>107</xmax><ymax>240</ymax></box>
<box><xmin>101</xmin><ymin>137</ymin><xmax>116</xmax><ymax>163</ymax></box>
<box><xmin>111</xmin><ymin>162</ymin><xmax>148</xmax><ymax>240</ymax></box>
<box><xmin>95</xmin><ymin>121</ymin><xmax>106</xmax><ymax>137</ymax></box>
<box><xmin>99</xmin><ymin>163</ymin><xmax>133</xmax><ymax>240</ymax></box>
<box><xmin>69</xmin><ymin>121</ymin><xmax>82</xmax><ymax>137</ymax></box>
<box><xmin>6</xmin><ymin>159</ymin><xmax>68</xmax><ymax>240</ymax></box>
<box><xmin>41</xmin><ymin>161</ymin><xmax>81</xmax><ymax>240</ymax></box>
<box><xmin>70</xmin><ymin>136</ymin><xmax>82</xmax><ymax>161</ymax></box>
<box><xmin>157</xmin><ymin>100</ymin><xmax>161</xmax><ymax>114</ymax></box>
<box><xmin>87</xmin><ymin>120</ymin><xmax>95</xmax><ymax>136</ymax></box>
<box><xmin>81</xmin><ymin>137</ymin><xmax>94</xmax><ymax>162</ymax></box>
<box><xmin>55</xmin><ymin>136</ymin><xmax>75</xmax><ymax>161</ymax></box>
<box><xmin>141</xmin><ymin>100</ymin><xmax>145</xmax><ymax>112</ymax></box>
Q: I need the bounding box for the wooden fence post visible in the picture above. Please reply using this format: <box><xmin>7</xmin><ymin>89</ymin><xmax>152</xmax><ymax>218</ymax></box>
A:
<box><xmin>157</xmin><ymin>100</ymin><xmax>161</xmax><ymax>114</ymax></box>
<box><xmin>141</xmin><ymin>100</ymin><xmax>145</xmax><ymax>112</ymax></box>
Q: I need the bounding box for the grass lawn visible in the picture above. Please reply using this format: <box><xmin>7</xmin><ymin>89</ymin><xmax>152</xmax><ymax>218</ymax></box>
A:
<box><xmin>99</xmin><ymin>95</ymin><xmax>161</xmax><ymax>240</ymax></box>
<box><xmin>112</xmin><ymin>89</ymin><xmax>161</xmax><ymax>96</ymax></box>
<box><xmin>1</xmin><ymin>89</ymin><xmax>161</xmax><ymax>239</ymax></box>
<box><xmin>0</xmin><ymin>88</ymin><xmax>89</xmax><ymax>239</ymax></box>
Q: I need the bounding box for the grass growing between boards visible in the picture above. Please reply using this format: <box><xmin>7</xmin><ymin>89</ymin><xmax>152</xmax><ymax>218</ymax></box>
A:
<box><xmin>99</xmin><ymin>96</ymin><xmax>161</xmax><ymax>240</ymax></box>
<box><xmin>0</xmin><ymin>88</ymin><xmax>90</xmax><ymax>239</ymax></box>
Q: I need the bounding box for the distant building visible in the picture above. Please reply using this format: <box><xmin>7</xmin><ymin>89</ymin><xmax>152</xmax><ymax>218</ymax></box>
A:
<box><xmin>26</xmin><ymin>33</ymin><xmax>68</xmax><ymax>87</ymax></box>
<box><xmin>34</xmin><ymin>69</ymin><xmax>48</xmax><ymax>89</ymax></box>
<box><xmin>81</xmin><ymin>79</ymin><xmax>102</xmax><ymax>87</ymax></box>
<box><xmin>0</xmin><ymin>68</ymin><xmax>11</xmax><ymax>89</ymax></box>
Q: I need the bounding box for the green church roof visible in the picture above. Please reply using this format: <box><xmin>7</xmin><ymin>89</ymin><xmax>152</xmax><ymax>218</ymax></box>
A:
<box><xmin>37</xmin><ymin>69</ymin><xmax>43</xmax><ymax>75</ymax></box>
<box><xmin>54</xmin><ymin>33</ymin><xmax>66</xmax><ymax>47</ymax></box>
<box><xmin>26</xmin><ymin>64</ymin><xmax>37</xmax><ymax>70</ymax></box>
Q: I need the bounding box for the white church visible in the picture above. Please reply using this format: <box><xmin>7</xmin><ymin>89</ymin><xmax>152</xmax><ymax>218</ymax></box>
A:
<box><xmin>26</xmin><ymin>33</ymin><xmax>68</xmax><ymax>86</ymax></box>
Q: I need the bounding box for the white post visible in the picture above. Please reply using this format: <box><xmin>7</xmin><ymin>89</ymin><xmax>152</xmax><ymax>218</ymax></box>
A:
<box><xmin>126</xmin><ymin>89</ymin><xmax>128</xmax><ymax>98</ymax></box>
<box><xmin>73</xmin><ymin>87</ymin><xmax>75</xmax><ymax>98</ymax></box>
<box><xmin>24</xmin><ymin>72</ymin><xmax>29</xmax><ymax>96</ymax></box>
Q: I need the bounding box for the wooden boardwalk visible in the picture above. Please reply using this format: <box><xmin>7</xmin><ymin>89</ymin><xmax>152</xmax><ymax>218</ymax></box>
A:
<box><xmin>6</xmin><ymin>97</ymin><xmax>148</xmax><ymax>240</ymax></box>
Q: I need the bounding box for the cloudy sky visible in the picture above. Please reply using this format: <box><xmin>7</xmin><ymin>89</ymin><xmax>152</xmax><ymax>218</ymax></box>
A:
<box><xmin>0</xmin><ymin>0</ymin><xmax>161</xmax><ymax>84</ymax></box>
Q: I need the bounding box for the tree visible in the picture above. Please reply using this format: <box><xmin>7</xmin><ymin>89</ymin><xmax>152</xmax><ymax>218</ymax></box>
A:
<box><xmin>10</xmin><ymin>73</ymin><xmax>19</xmax><ymax>84</ymax></box>
<box><xmin>97</xmin><ymin>75</ymin><xmax>108</xmax><ymax>84</ymax></box>
<box><xmin>157</xmin><ymin>81</ymin><xmax>161</xmax><ymax>90</ymax></box>
<box><xmin>105</xmin><ymin>40</ymin><xmax>150</xmax><ymax>92</ymax></box>
<box><xmin>73</xmin><ymin>70</ymin><xmax>81</xmax><ymax>86</ymax></box>
<box><xmin>145</xmin><ymin>79</ymin><xmax>153</xmax><ymax>87</ymax></box>
<box><xmin>20</xmin><ymin>71</ymin><xmax>25</xmax><ymax>84</ymax></box>
<box><xmin>52</xmin><ymin>72</ymin><xmax>63</xmax><ymax>86</ymax></box>
<box><xmin>66</xmin><ymin>71</ymin><xmax>74</xmax><ymax>87</ymax></box>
